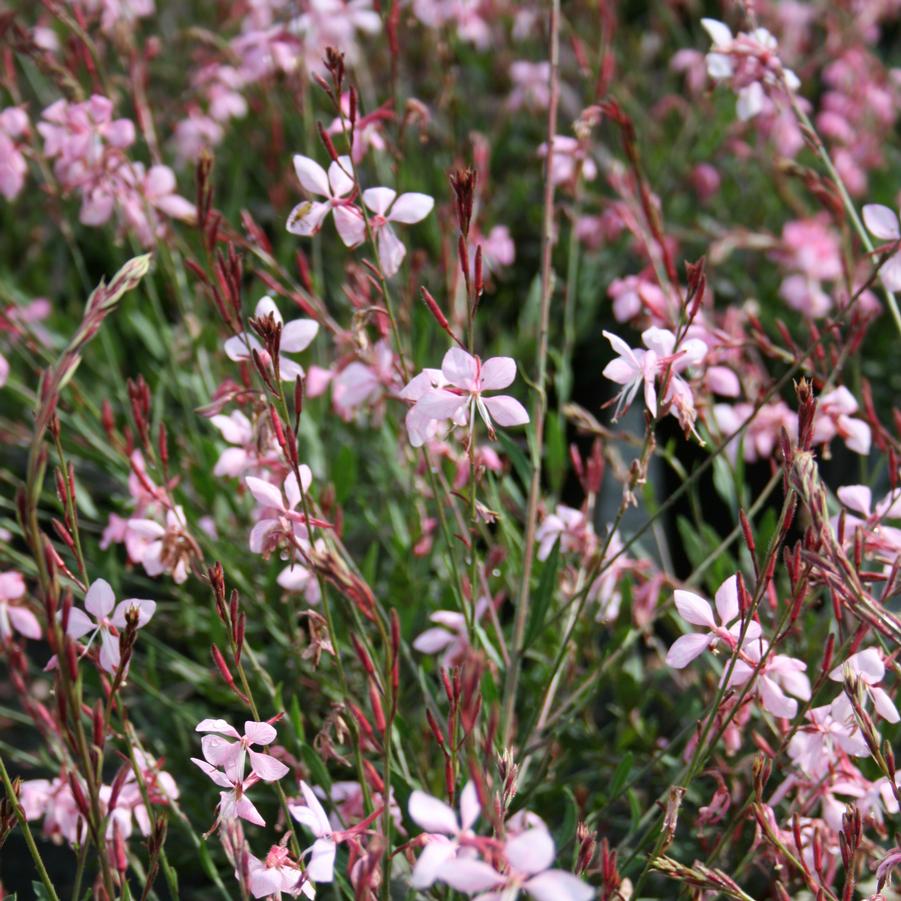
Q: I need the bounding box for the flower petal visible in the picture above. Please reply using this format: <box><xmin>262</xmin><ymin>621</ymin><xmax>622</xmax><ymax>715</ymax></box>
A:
<box><xmin>293</xmin><ymin>155</ymin><xmax>329</xmax><ymax>197</ymax></box>
<box><xmin>441</xmin><ymin>348</ymin><xmax>478</xmax><ymax>390</ymax></box>
<box><xmin>673</xmin><ymin>590</ymin><xmax>716</xmax><ymax>627</ymax></box>
<box><xmin>362</xmin><ymin>186</ymin><xmax>396</xmax><ymax>215</ymax></box>
<box><xmin>505</xmin><ymin>828</ymin><xmax>555</xmax><ymax>875</ymax></box>
<box><xmin>479</xmin><ymin>357</ymin><xmax>516</xmax><ymax>391</ymax></box>
<box><xmin>482</xmin><ymin>395</ymin><xmax>530</xmax><ymax>427</ymax></box>
<box><xmin>665</xmin><ymin>632</ymin><xmax>713</xmax><ymax>668</ymax></box>
<box><xmin>388</xmin><ymin>192</ymin><xmax>434</xmax><ymax>223</ymax></box>
<box><xmin>862</xmin><ymin>204</ymin><xmax>900</xmax><ymax>241</ymax></box>
<box><xmin>408</xmin><ymin>789</ymin><xmax>459</xmax><ymax>835</ymax></box>
<box><xmin>245</xmin><ymin>476</ymin><xmax>284</xmax><ymax>510</ymax></box>
<box><xmin>85</xmin><ymin>579</ymin><xmax>115</xmax><ymax>618</ymax></box>
<box><xmin>327</xmin><ymin>157</ymin><xmax>355</xmax><ymax>198</ymax></box>
<box><xmin>332</xmin><ymin>204</ymin><xmax>366</xmax><ymax>247</ymax></box>
<box><xmin>525</xmin><ymin>870</ymin><xmax>595</xmax><ymax>901</ymax></box>
<box><xmin>280</xmin><ymin>319</ymin><xmax>319</xmax><ymax>353</ymax></box>
<box><xmin>286</xmin><ymin>200</ymin><xmax>331</xmax><ymax>236</ymax></box>
<box><xmin>248</xmin><ymin>749</ymin><xmax>289</xmax><ymax>782</ymax></box>
<box><xmin>714</xmin><ymin>575</ymin><xmax>739</xmax><ymax>625</ymax></box>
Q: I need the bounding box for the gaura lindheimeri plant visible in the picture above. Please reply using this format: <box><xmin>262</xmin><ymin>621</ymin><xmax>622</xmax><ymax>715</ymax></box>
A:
<box><xmin>3</xmin><ymin>3</ymin><xmax>901</xmax><ymax>901</ymax></box>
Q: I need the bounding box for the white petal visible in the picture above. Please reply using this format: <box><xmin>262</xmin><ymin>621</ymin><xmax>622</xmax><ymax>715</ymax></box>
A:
<box><xmin>388</xmin><ymin>192</ymin><xmax>434</xmax><ymax>223</ymax></box>
<box><xmin>362</xmin><ymin>186</ymin><xmax>396</xmax><ymax>215</ymax></box>
<box><xmin>673</xmin><ymin>589</ymin><xmax>716</xmax><ymax>627</ymax></box>
<box><xmin>293</xmin><ymin>155</ymin><xmax>330</xmax><ymax>197</ymax></box>
<box><xmin>85</xmin><ymin>579</ymin><xmax>115</xmax><ymax>618</ymax></box>
<box><xmin>408</xmin><ymin>790</ymin><xmax>459</xmax><ymax>835</ymax></box>
<box><xmin>862</xmin><ymin>204</ymin><xmax>900</xmax><ymax>241</ymax></box>
<box><xmin>505</xmin><ymin>828</ymin><xmax>555</xmax><ymax>875</ymax></box>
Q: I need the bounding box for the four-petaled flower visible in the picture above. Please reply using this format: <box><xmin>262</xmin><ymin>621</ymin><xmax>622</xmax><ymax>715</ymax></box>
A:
<box><xmin>361</xmin><ymin>187</ymin><xmax>434</xmax><ymax>276</ymax></box>
<box><xmin>400</xmin><ymin>348</ymin><xmax>529</xmax><ymax>447</ymax></box>
<box><xmin>66</xmin><ymin>578</ymin><xmax>155</xmax><ymax>674</ymax></box>
<box><xmin>225</xmin><ymin>296</ymin><xmax>319</xmax><ymax>382</ymax></box>
<box><xmin>665</xmin><ymin>575</ymin><xmax>761</xmax><ymax>669</ymax></box>
<box><xmin>286</xmin><ymin>154</ymin><xmax>366</xmax><ymax>247</ymax></box>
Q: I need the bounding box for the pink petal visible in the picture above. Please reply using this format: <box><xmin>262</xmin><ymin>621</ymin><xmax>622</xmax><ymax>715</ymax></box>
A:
<box><xmin>412</xmin><ymin>390</ymin><xmax>469</xmax><ymax>424</ymax></box>
<box><xmin>388</xmin><ymin>192</ymin><xmax>434</xmax><ymax>223</ymax></box>
<box><xmin>413</xmin><ymin>627</ymin><xmax>454</xmax><ymax>653</ymax></box>
<box><xmin>190</xmin><ymin>758</ymin><xmax>233</xmax><ymax>788</ymax></box>
<box><xmin>759</xmin><ymin>677</ymin><xmax>797</xmax><ymax>718</ymax></box>
<box><xmin>437</xmin><ymin>859</ymin><xmax>502</xmax><ymax>892</ymax></box>
<box><xmin>673</xmin><ymin>590</ymin><xmax>716</xmax><ymax>627</ymax></box>
<box><xmin>879</xmin><ymin>251</ymin><xmax>901</xmax><ymax>293</ymax></box>
<box><xmin>249</xmin><ymin>750</ymin><xmax>289</xmax><ymax>782</ymax></box>
<box><xmin>65</xmin><ymin>608</ymin><xmax>95</xmax><ymax>639</ymax></box>
<box><xmin>332</xmin><ymin>204</ymin><xmax>366</xmax><ymax>247</ymax></box>
<box><xmin>9</xmin><ymin>606</ymin><xmax>41</xmax><ymax>639</ymax></box>
<box><xmin>714</xmin><ymin>575</ymin><xmax>739</xmax><ymax>625</ymax></box>
<box><xmin>411</xmin><ymin>838</ymin><xmax>457</xmax><ymax>889</ymax></box>
<box><xmin>294</xmin><ymin>781</ymin><xmax>331</xmax><ymax>835</ymax></box>
<box><xmin>292</xmin><ymin>154</ymin><xmax>329</xmax><ymax>197</ymax></box>
<box><xmin>665</xmin><ymin>632</ymin><xmax>712</xmax><ymax>668</ymax></box>
<box><xmin>307</xmin><ymin>837</ymin><xmax>336</xmax><ymax>882</ymax></box>
<box><xmin>244</xmin><ymin>721</ymin><xmax>278</xmax><ymax>745</ymax></box>
<box><xmin>525</xmin><ymin>870</ymin><xmax>594</xmax><ymax>901</ymax></box>
<box><xmin>196</xmin><ymin>719</ymin><xmax>241</xmax><ymax>737</ymax></box>
<box><xmin>459</xmin><ymin>780</ymin><xmax>480</xmax><ymax>831</ymax></box>
<box><xmin>505</xmin><ymin>828</ymin><xmax>555</xmax><ymax>875</ymax></box>
<box><xmin>362</xmin><ymin>186</ymin><xmax>396</xmax><ymax>215</ymax></box>
<box><xmin>408</xmin><ymin>790</ymin><xmax>459</xmax><ymax>835</ymax></box>
<box><xmin>871</xmin><ymin>687</ymin><xmax>900</xmax><ymax>723</ymax></box>
<box><xmin>837</xmin><ymin>485</ymin><xmax>872</xmax><ymax>517</ymax></box>
<box><xmin>700</xmin><ymin>18</ymin><xmax>733</xmax><ymax>47</ymax></box>
<box><xmin>327</xmin><ymin>157</ymin><xmax>355</xmax><ymax>198</ymax></box>
<box><xmin>377</xmin><ymin>223</ymin><xmax>407</xmax><ymax>277</ymax></box>
<box><xmin>98</xmin><ymin>629</ymin><xmax>121</xmax><ymax>673</ymax></box>
<box><xmin>245</xmin><ymin>476</ymin><xmax>284</xmax><ymax>510</ymax></box>
<box><xmin>441</xmin><ymin>347</ymin><xmax>479</xmax><ymax>389</ymax></box>
<box><xmin>201</xmin><ymin>735</ymin><xmax>241</xmax><ymax>769</ymax></box>
<box><xmin>235</xmin><ymin>795</ymin><xmax>266</xmax><ymax>827</ymax></box>
<box><xmin>280</xmin><ymin>319</ymin><xmax>319</xmax><ymax>353</ymax></box>
<box><xmin>482</xmin><ymin>395</ymin><xmax>529</xmax><ymax>427</ymax></box>
<box><xmin>602</xmin><ymin>330</ymin><xmax>639</xmax><ymax>363</ymax></box>
<box><xmin>111</xmin><ymin>598</ymin><xmax>155</xmax><ymax>630</ymax></box>
<box><xmin>862</xmin><ymin>204</ymin><xmax>900</xmax><ymax>241</ymax></box>
<box><xmin>479</xmin><ymin>357</ymin><xmax>516</xmax><ymax>391</ymax></box>
<box><xmin>84</xmin><ymin>579</ymin><xmax>115</xmax><ymax>618</ymax></box>
<box><xmin>602</xmin><ymin>358</ymin><xmax>638</xmax><ymax>385</ymax></box>
<box><xmin>210</xmin><ymin>411</ymin><xmax>252</xmax><ymax>444</ymax></box>
<box><xmin>284</xmin><ymin>465</ymin><xmax>313</xmax><ymax>509</ymax></box>
<box><xmin>840</xmin><ymin>417</ymin><xmax>871</xmax><ymax>455</ymax></box>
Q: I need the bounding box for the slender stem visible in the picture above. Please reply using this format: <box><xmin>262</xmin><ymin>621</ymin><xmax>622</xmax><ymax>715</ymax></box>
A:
<box><xmin>502</xmin><ymin>0</ymin><xmax>561</xmax><ymax>748</ymax></box>
<box><xmin>0</xmin><ymin>751</ymin><xmax>61</xmax><ymax>901</ymax></box>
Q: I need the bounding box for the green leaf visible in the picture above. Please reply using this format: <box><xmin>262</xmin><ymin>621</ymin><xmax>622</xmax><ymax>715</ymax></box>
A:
<box><xmin>523</xmin><ymin>541</ymin><xmax>560</xmax><ymax>651</ymax></box>
<box><xmin>332</xmin><ymin>444</ymin><xmax>358</xmax><ymax>505</ymax></box>
<box><xmin>545</xmin><ymin>410</ymin><xmax>566</xmax><ymax>496</ymax></box>
<box><xmin>497</xmin><ymin>430</ymin><xmax>532</xmax><ymax>491</ymax></box>
<box><xmin>609</xmin><ymin>751</ymin><xmax>633</xmax><ymax>799</ymax></box>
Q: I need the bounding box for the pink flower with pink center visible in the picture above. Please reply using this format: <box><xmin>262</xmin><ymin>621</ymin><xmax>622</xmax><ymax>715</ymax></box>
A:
<box><xmin>362</xmin><ymin>186</ymin><xmax>434</xmax><ymax>276</ymax></box>
<box><xmin>400</xmin><ymin>348</ymin><xmax>529</xmax><ymax>447</ymax></box>
<box><xmin>666</xmin><ymin>575</ymin><xmax>762</xmax><ymax>669</ymax></box>
<box><xmin>286</xmin><ymin>154</ymin><xmax>365</xmax><ymax>247</ymax></box>
<box><xmin>65</xmin><ymin>578</ymin><xmax>156</xmax><ymax>674</ymax></box>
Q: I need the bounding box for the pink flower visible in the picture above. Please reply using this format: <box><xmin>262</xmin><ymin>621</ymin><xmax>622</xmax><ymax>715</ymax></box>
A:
<box><xmin>246</xmin><ymin>845</ymin><xmax>312</xmax><ymax>899</ymax></box>
<box><xmin>362</xmin><ymin>187</ymin><xmax>434</xmax><ymax>276</ymax></box>
<box><xmin>0</xmin><ymin>570</ymin><xmax>40</xmax><ymax>642</ymax></box>
<box><xmin>665</xmin><ymin>575</ymin><xmax>761</xmax><ymax>669</ymax></box>
<box><xmin>286</xmin><ymin>154</ymin><xmax>365</xmax><ymax>247</ymax></box>
<box><xmin>413</xmin><ymin>598</ymin><xmax>488</xmax><ymax>665</ymax></box>
<box><xmin>812</xmin><ymin>386</ymin><xmax>871</xmax><ymax>456</ymax></box>
<box><xmin>478</xmin><ymin>827</ymin><xmax>594</xmax><ymax>901</ymax></box>
<box><xmin>224</xmin><ymin>296</ymin><xmax>319</xmax><ymax>382</ymax></box>
<box><xmin>535</xmin><ymin>505</ymin><xmax>597</xmax><ymax>561</ymax></box>
<box><xmin>862</xmin><ymin>203</ymin><xmax>901</xmax><ymax>292</ymax></box>
<box><xmin>601</xmin><ymin>331</ymin><xmax>660</xmax><ymax>420</ymax></box>
<box><xmin>127</xmin><ymin>506</ymin><xmax>194</xmax><ymax>584</ymax></box>
<box><xmin>728</xmin><ymin>639</ymin><xmax>811</xmax><ymax>718</ymax></box>
<box><xmin>289</xmin><ymin>781</ymin><xmax>338</xmax><ymax>882</ymax></box>
<box><xmin>195</xmin><ymin>719</ymin><xmax>290</xmax><ymax>783</ymax></box>
<box><xmin>701</xmin><ymin>19</ymin><xmax>800</xmax><ymax>121</ymax></box>
<box><xmin>788</xmin><ymin>704</ymin><xmax>869</xmax><ymax>777</ymax></box>
<box><xmin>538</xmin><ymin>135</ymin><xmax>597</xmax><ymax>187</ymax></box>
<box><xmin>245</xmin><ymin>466</ymin><xmax>319</xmax><ymax>553</ymax></box>
<box><xmin>192</xmin><ymin>718</ymin><xmax>288</xmax><ymax>829</ymax></box>
<box><xmin>829</xmin><ymin>648</ymin><xmax>899</xmax><ymax>724</ymax></box>
<box><xmin>507</xmin><ymin>61</ymin><xmax>551</xmax><ymax>110</ymax></box>
<box><xmin>408</xmin><ymin>781</ymin><xmax>481</xmax><ymax>888</ymax></box>
<box><xmin>210</xmin><ymin>410</ymin><xmax>272</xmax><ymax>478</ymax></box>
<box><xmin>401</xmin><ymin>348</ymin><xmax>529</xmax><ymax>447</ymax></box>
<box><xmin>65</xmin><ymin>578</ymin><xmax>156</xmax><ymax>674</ymax></box>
